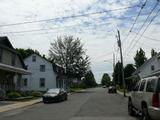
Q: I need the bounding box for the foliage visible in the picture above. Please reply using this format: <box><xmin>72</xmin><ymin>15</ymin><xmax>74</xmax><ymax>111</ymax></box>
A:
<box><xmin>16</xmin><ymin>48</ymin><xmax>41</xmax><ymax>59</ymax></box>
<box><xmin>7</xmin><ymin>92</ymin><xmax>21</xmax><ymax>98</ymax></box>
<box><xmin>82</xmin><ymin>70</ymin><xmax>97</xmax><ymax>88</ymax></box>
<box><xmin>31</xmin><ymin>91</ymin><xmax>43</xmax><ymax>97</ymax></box>
<box><xmin>113</xmin><ymin>61</ymin><xmax>123</xmax><ymax>86</ymax></box>
<box><xmin>101</xmin><ymin>73</ymin><xmax>111</xmax><ymax>87</ymax></box>
<box><xmin>134</xmin><ymin>48</ymin><xmax>147</xmax><ymax>68</ymax></box>
<box><xmin>49</xmin><ymin>36</ymin><xmax>90</xmax><ymax>78</ymax></box>
<box><xmin>151</xmin><ymin>49</ymin><xmax>157</xmax><ymax>57</ymax></box>
<box><xmin>124</xmin><ymin>64</ymin><xmax>136</xmax><ymax>78</ymax></box>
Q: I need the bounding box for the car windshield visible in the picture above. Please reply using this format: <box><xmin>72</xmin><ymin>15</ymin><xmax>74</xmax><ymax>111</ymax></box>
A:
<box><xmin>47</xmin><ymin>89</ymin><xmax>60</xmax><ymax>94</ymax></box>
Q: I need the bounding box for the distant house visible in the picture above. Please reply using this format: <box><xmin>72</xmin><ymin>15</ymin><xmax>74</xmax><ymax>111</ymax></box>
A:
<box><xmin>22</xmin><ymin>53</ymin><xmax>66</xmax><ymax>91</ymax></box>
<box><xmin>0</xmin><ymin>36</ymin><xmax>30</xmax><ymax>91</ymax></box>
<box><xmin>131</xmin><ymin>53</ymin><xmax>160</xmax><ymax>81</ymax></box>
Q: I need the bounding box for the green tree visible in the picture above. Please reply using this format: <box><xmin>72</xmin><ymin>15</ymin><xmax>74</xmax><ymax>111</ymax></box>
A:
<box><xmin>16</xmin><ymin>48</ymin><xmax>40</xmax><ymax>59</ymax></box>
<box><xmin>124</xmin><ymin>64</ymin><xmax>136</xmax><ymax>79</ymax></box>
<box><xmin>151</xmin><ymin>49</ymin><xmax>157</xmax><ymax>57</ymax></box>
<box><xmin>113</xmin><ymin>61</ymin><xmax>123</xmax><ymax>86</ymax></box>
<box><xmin>49</xmin><ymin>36</ymin><xmax>90</xmax><ymax>79</ymax></box>
<box><xmin>124</xmin><ymin>64</ymin><xmax>136</xmax><ymax>91</ymax></box>
<box><xmin>134</xmin><ymin>48</ymin><xmax>147</xmax><ymax>68</ymax></box>
<box><xmin>101</xmin><ymin>73</ymin><xmax>111</xmax><ymax>87</ymax></box>
<box><xmin>82</xmin><ymin>71</ymin><xmax>97</xmax><ymax>88</ymax></box>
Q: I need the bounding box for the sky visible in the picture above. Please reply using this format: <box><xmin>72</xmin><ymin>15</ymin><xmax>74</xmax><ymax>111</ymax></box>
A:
<box><xmin>0</xmin><ymin>0</ymin><xmax>160</xmax><ymax>83</ymax></box>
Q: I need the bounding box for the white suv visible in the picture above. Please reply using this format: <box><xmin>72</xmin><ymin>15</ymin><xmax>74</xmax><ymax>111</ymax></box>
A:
<box><xmin>128</xmin><ymin>76</ymin><xmax>160</xmax><ymax>120</ymax></box>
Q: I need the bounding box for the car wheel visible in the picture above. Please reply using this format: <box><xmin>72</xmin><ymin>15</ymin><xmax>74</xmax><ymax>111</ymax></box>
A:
<box><xmin>128</xmin><ymin>100</ymin><xmax>135</xmax><ymax>116</ymax></box>
<box><xmin>141</xmin><ymin>107</ymin><xmax>150</xmax><ymax>120</ymax></box>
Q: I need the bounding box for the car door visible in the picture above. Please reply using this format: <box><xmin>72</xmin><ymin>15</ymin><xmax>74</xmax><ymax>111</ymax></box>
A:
<box><xmin>132</xmin><ymin>82</ymin><xmax>140</xmax><ymax>108</ymax></box>
<box><xmin>136</xmin><ymin>80</ymin><xmax>146</xmax><ymax>110</ymax></box>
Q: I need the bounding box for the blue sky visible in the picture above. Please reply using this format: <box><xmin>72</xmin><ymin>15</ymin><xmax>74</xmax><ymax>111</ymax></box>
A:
<box><xmin>0</xmin><ymin>0</ymin><xmax>160</xmax><ymax>83</ymax></box>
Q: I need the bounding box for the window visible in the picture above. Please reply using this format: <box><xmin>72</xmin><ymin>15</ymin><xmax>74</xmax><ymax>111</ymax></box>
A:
<box><xmin>11</xmin><ymin>53</ymin><xmax>16</xmax><ymax>66</ymax></box>
<box><xmin>24</xmin><ymin>78</ymin><xmax>28</xmax><ymax>87</ymax></box>
<box><xmin>32</xmin><ymin>56</ymin><xmax>36</xmax><ymax>62</ymax></box>
<box><xmin>40</xmin><ymin>78</ymin><xmax>45</xmax><ymax>88</ymax></box>
<box><xmin>25</xmin><ymin>65</ymin><xmax>28</xmax><ymax>70</ymax></box>
<box><xmin>140</xmin><ymin>81</ymin><xmax>145</xmax><ymax>91</ymax></box>
<box><xmin>40</xmin><ymin>65</ymin><xmax>45</xmax><ymax>72</ymax></box>
<box><xmin>151</xmin><ymin>65</ymin><xmax>155</xmax><ymax>71</ymax></box>
<box><xmin>133</xmin><ymin>83</ymin><xmax>140</xmax><ymax>91</ymax></box>
<box><xmin>146</xmin><ymin>79</ymin><xmax>156</xmax><ymax>92</ymax></box>
<box><xmin>0</xmin><ymin>48</ymin><xmax>3</xmax><ymax>62</ymax></box>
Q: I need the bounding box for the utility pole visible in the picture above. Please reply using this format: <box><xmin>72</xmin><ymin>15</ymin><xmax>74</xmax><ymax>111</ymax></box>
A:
<box><xmin>117</xmin><ymin>30</ymin><xmax>126</xmax><ymax>97</ymax></box>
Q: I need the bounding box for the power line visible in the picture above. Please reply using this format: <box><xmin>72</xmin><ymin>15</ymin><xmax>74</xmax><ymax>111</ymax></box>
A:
<box><xmin>124</xmin><ymin>1</ymin><xmax>159</xmax><ymax>55</ymax></box>
<box><xmin>121</xmin><ymin>0</ymin><xmax>147</xmax><ymax>45</ymax></box>
<box><xmin>1</xmin><ymin>15</ymin><xmax>136</xmax><ymax>35</ymax></box>
<box><xmin>0</xmin><ymin>6</ymin><xmax>139</xmax><ymax>28</ymax></box>
<box><xmin>127</xmin><ymin>3</ymin><xmax>160</xmax><ymax>54</ymax></box>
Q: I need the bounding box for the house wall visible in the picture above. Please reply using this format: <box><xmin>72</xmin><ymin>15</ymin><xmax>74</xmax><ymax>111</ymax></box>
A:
<box><xmin>138</xmin><ymin>55</ymin><xmax>160</xmax><ymax>78</ymax></box>
<box><xmin>22</xmin><ymin>54</ymin><xmax>57</xmax><ymax>91</ymax></box>
<box><xmin>1</xmin><ymin>47</ymin><xmax>23</xmax><ymax>68</ymax></box>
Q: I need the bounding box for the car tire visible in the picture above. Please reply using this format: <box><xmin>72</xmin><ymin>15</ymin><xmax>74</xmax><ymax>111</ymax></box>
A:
<box><xmin>141</xmin><ymin>106</ymin><xmax>150</xmax><ymax>120</ymax></box>
<box><xmin>128</xmin><ymin>100</ymin><xmax>135</xmax><ymax>116</ymax></box>
<box><xmin>65</xmin><ymin>95</ymin><xmax>68</xmax><ymax>100</ymax></box>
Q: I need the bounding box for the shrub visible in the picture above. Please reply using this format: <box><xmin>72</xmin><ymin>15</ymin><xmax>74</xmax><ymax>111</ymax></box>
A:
<box><xmin>31</xmin><ymin>91</ymin><xmax>42</xmax><ymax>97</ymax></box>
<box><xmin>7</xmin><ymin>92</ymin><xmax>21</xmax><ymax>98</ymax></box>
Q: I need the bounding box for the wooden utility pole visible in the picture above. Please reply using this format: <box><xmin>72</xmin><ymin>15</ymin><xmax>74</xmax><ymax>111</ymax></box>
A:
<box><xmin>117</xmin><ymin>30</ymin><xmax>126</xmax><ymax>97</ymax></box>
<box><xmin>113</xmin><ymin>53</ymin><xmax>116</xmax><ymax>87</ymax></box>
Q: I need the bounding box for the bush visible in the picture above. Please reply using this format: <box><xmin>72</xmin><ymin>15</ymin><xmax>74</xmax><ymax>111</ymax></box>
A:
<box><xmin>7</xmin><ymin>92</ymin><xmax>21</xmax><ymax>98</ymax></box>
<box><xmin>31</xmin><ymin>91</ymin><xmax>42</xmax><ymax>97</ymax></box>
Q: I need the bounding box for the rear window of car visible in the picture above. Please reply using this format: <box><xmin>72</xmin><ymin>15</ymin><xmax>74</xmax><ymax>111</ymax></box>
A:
<box><xmin>146</xmin><ymin>79</ymin><xmax>156</xmax><ymax>92</ymax></box>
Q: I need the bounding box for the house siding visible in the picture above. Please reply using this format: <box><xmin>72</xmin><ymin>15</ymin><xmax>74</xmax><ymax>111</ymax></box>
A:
<box><xmin>23</xmin><ymin>54</ymin><xmax>57</xmax><ymax>91</ymax></box>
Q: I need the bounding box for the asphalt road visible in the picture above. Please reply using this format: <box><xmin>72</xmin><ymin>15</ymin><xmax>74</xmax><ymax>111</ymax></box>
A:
<box><xmin>0</xmin><ymin>88</ymin><xmax>138</xmax><ymax>120</ymax></box>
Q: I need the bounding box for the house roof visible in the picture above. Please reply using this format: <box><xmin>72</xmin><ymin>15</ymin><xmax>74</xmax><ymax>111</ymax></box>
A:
<box><xmin>133</xmin><ymin>53</ymin><xmax>160</xmax><ymax>75</ymax></box>
<box><xmin>0</xmin><ymin>36</ymin><xmax>26</xmax><ymax>69</ymax></box>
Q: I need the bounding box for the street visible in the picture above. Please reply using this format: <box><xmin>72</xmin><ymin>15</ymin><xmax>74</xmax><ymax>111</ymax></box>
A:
<box><xmin>0</xmin><ymin>88</ymin><xmax>137</xmax><ymax>120</ymax></box>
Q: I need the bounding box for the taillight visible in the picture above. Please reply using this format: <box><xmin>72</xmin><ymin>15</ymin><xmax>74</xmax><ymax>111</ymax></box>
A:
<box><xmin>152</xmin><ymin>93</ymin><xmax>159</xmax><ymax>107</ymax></box>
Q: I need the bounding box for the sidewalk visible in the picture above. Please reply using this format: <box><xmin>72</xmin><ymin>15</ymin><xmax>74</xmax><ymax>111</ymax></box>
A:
<box><xmin>0</xmin><ymin>98</ymin><xmax>42</xmax><ymax>113</ymax></box>
<box><xmin>117</xmin><ymin>90</ymin><xmax>129</xmax><ymax>97</ymax></box>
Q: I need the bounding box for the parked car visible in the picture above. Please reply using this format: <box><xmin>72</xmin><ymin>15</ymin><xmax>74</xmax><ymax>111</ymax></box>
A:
<box><xmin>102</xmin><ymin>85</ymin><xmax>106</xmax><ymax>88</ymax></box>
<box><xmin>108</xmin><ymin>86</ymin><xmax>117</xmax><ymax>93</ymax></box>
<box><xmin>128</xmin><ymin>76</ymin><xmax>160</xmax><ymax>120</ymax></box>
<box><xmin>43</xmin><ymin>88</ymin><xmax>68</xmax><ymax>103</ymax></box>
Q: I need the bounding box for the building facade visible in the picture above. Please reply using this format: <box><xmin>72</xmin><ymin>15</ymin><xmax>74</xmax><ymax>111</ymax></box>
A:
<box><xmin>132</xmin><ymin>53</ymin><xmax>160</xmax><ymax>80</ymax></box>
<box><xmin>0</xmin><ymin>36</ymin><xmax>30</xmax><ymax>91</ymax></box>
<box><xmin>23</xmin><ymin>53</ymin><xmax>66</xmax><ymax>91</ymax></box>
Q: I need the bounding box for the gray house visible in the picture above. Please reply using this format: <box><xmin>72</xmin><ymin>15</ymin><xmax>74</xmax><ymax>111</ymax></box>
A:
<box><xmin>131</xmin><ymin>53</ymin><xmax>160</xmax><ymax>81</ymax></box>
<box><xmin>0</xmin><ymin>36</ymin><xmax>30</xmax><ymax>91</ymax></box>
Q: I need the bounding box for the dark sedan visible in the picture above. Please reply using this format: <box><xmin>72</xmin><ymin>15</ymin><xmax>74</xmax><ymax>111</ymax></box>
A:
<box><xmin>43</xmin><ymin>88</ymin><xmax>68</xmax><ymax>103</ymax></box>
<box><xmin>108</xmin><ymin>86</ymin><xmax>117</xmax><ymax>93</ymax></box>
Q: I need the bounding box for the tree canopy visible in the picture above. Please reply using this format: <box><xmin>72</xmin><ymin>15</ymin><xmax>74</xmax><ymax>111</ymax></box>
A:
<box><xmin>49</xmin><ymin>36</ymin><xmax>90</xmax><ymax>78</ymax></box>
<box><xmin>151</xmin><ymin>49</ymin><xmax>157</xmax><ymax>57</ymax></box>
<box><xmin>134</xmin><ymin>48</ymin><xmax>147</xmax><ymax>68</ymax></box>
<box><xmin>82</xmin><ymin>71</ymin><xmax>97</xmax><ymax>88</ymax></box>
<box><xmin>101</xmin><ymin>73</ymin><xmax>111</xmax><ymax>87</ymax></box>
<box><xmin>124</xmin><ymin>64</ymin><xmax>136</xmax><ymax>79</ymax></box>
<box><xmin>113</xmin><ymin>61</ymin><xmax>123</xmax><ymax>86</ymax></box>
<box><xmin>16</xmin><ymin>48</ymin><xmax>41</xmax><ymax>59</ymax></box>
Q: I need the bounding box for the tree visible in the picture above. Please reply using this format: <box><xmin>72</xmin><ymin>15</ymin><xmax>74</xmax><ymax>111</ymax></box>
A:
<box><xmin>49</xmin><ymin>36</ymin><xmax>90</xmax><ymax>79</ymax></box>
<box><xmin>151</xmin><ymin>49</ymin><xmax>157</xmax><ymax>57</ymax></box>
<box><xmin>82</xmin><ymin>71</ymin><xmax>97</xmax><ymax>88</ymax></box>
<box><xmin>124</xmin><ymin>64</ymin><xmax>136</xmax><ymax>79</ymax></box>
<box><xmin>124</xmin><ymin>64</ymin><xmax>136</xmax><ymax>91</ymax></box>
<box><xmin>113</xmin><ymin>61</ymin><xmax>123</xmax><ymax>86</ymax></box>
<box><xmin>16</xmin><ymin>48</ymin><xmax>40</xmax><ymax>59</ymax></box>
<box><xmin>101</xmin><ymin>73</ymin><xmax>111</xmax><ymax>87</ymax></box>
<box><xmin>134</xmin><ymin>48</ymin><xmax>147</xmax><ymax>68</ymax></box>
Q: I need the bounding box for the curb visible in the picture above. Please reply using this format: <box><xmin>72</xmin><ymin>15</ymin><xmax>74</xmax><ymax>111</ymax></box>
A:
<box><xmin>0</xmin><ymin>98</ymin><xmax>42</xmax><ymax>113</ymax></box>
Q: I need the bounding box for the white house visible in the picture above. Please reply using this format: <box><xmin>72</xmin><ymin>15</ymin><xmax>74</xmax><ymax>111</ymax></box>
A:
<box><xmin>132</xmin><ymin>53</ymin><xmax>160</xmax><ymax>80</ymax></box>
<box><xmin>22</xmin><ymin>53</ymin><xmax>66</xmax><ymax>91</ymax></box>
